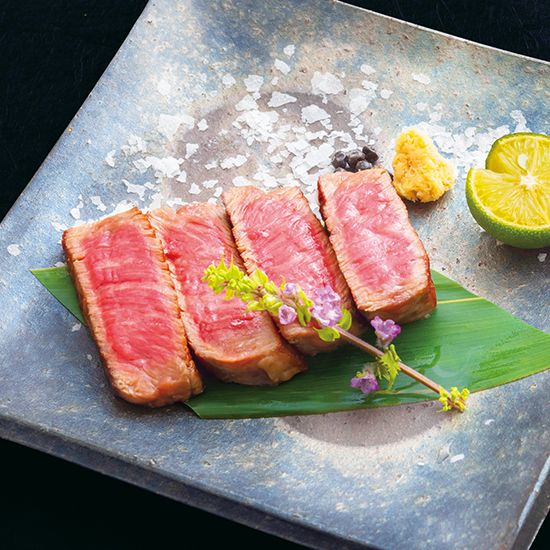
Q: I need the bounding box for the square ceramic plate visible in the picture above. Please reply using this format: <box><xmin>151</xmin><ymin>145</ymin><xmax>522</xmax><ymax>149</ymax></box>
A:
<box><xmin>1</xmin><ymin>1</ymin><xmax>550</xmax><ymax>548</ymax></box>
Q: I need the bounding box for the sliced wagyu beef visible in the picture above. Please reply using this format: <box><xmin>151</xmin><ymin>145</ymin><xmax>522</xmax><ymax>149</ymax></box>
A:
<box><xmin>62</xmin><ymin>207</ymin><xmax>203</xmax><ymax>407</ymax></box>
<box><xmin>318</xmin><ymin>168</ymin><xmax>437</xmax><ymax>324</ymax></box>
<box><xmin>147</xmin><ymin>204</ymin><xmax>306</xmax><ymax>385</ymax></box>
<box><xmin>223</xmin><ymin>186</ymin><xmax>364</xmax><ymax>355</ymax></box>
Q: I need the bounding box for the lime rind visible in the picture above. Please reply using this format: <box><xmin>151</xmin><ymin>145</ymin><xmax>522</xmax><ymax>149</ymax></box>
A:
<box><xmin>466</xmin><ymin>167</ymin><xmax>550</xmax><ymax>249</ymax></box>
<box><xmin>486</xmin><ymin>132</ymin><xmax>550</xmax><ymax>178</ymax></box>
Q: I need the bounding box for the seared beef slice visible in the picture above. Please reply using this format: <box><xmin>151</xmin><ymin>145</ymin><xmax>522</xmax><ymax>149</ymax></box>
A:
<box><xmin>318</xmin><ymin>168</ymin><xmax>437</xmax><ymax>324</ymax></box>
<box><xmin>223</xmin><ymin>186</ymin><xmax>364</xmax><ymax>355</ymax></box>
<box><xmin>62</xmin><ymin>207</ymin><xmax>203</xmax><ymax>406</ymax></box>
<box><xmin>147</xmin><ymin>204</ymin><xmax>306</xmax><ymax>385</ymax></box>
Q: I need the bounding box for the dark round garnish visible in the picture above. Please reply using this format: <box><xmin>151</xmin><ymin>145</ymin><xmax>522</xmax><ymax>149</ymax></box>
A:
<box><xmin>362</xmin><ymin>146</ymin><xmax>379</xmax><ymax>164</ymax></box>
<box><xmin>331</xmin><ymin>151</ymin><xmax>348</xmax><ymax>169</ymax></box>
<box><xmin>347</xmin><ymin>149</ymin><xmax>365</xmax><ymax>169</ymax></box>
<box><xmin>355</xmin><ymin>160</ymin><xmax>372</xmax><ymax>171</ymax></box>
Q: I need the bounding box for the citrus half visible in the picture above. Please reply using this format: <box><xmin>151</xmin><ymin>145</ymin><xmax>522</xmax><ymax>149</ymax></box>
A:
<box><xmin>466</xmin><ymin>132</ymin><xmax>550</xmax><ymax>248</ymax></box>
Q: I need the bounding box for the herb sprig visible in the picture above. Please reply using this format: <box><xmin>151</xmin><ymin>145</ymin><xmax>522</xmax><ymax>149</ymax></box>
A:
<box><xmin>203</xmin><ymin>256</ymin><xmax>469</xmax><ymax>412</ymax></box>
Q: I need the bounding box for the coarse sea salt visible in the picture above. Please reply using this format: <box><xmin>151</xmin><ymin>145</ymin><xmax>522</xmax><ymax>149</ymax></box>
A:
<box><xmin>7</xmin><ymin>244</ymin><xmax>20</xmax><ymax>256</ymax></box>
<box><xmin>222</xmin><ymin>74</ymin><xmax>236</xmax><ymax>88</ymax></box>
<box><xmin>268</xmin><ymin>92</ymin><xmax>297</xmax><ymax>108</ymax></box>
<box><xmin>158</xmin><ymin>113</ymin><xmax>194</xmax><ymax>141</ymax></box>
<box><xmin>235</xmin><ymin>95</ymin><xmax>259</xmax><ymax>112</ymax></box>
<box><xmin>412</xmin><ymin>73</ymin><xmax>431</xmax><ymax>85</ymax></box>
<box><xmin>538</xmin><ymin>253</ymin><xmax>547</xmax><ymax>262</ymax></box>
<box><xmin>157</xmin><ymin>80</ymin><xmax>171</xmax><ymax>96</ymax></box>
<box><xmin>311</xmin><ymin>72</ymin><xmax>344</xmax><ymax>99</ymax></box>
<box><xmin>283</xmin><ymin>44</ymin><xmax>295</xmax><ymax>57</ymax></box>
<box><xmin>189</xmin><ymin>183</ymin><xmax>201</xmax><ymax>195</ymax></box>
<box><xmin>274</xmin><ymin>59</ymin><xmax>291</xmax><ymax>75</ymax></box>
<box><xmin>105</xmin><ymin>150</ymin><xmax>116</xmax><ymax>167</ymax></box>
<box><xmin>360</xmin><ymin>64</ymin><xmax>376</xmax><ymax>76</ymax></box>
<box><xmin>244</xmin><ymin>75</ymin><xmax>264</xmax><ymax>93</ymax></box>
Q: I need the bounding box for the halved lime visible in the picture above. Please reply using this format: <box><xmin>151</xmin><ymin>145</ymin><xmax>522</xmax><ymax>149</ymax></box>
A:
<box><xmin>466</xmin><ymin>132</ymin><xmax>550</xmax><ymax>249</ymax></box>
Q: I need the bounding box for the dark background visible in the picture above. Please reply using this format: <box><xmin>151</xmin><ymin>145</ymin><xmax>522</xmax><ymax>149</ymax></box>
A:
<box><xmin>1</xmin><ymin>0</ymin><xmax>550</xmax><ymax>548</ymax></box>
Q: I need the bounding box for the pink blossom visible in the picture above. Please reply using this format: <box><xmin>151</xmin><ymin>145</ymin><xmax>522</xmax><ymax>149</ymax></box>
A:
<box><xmin>311</xmin><ymin>301</ymin><xmax>342</xmax><ymax>328</ymax></box>
<box><xmin>278</xmin><ymin>304</ymin><xmax>297</xmax><ymax>325</ymax></box>
<box><xmin>371</xmin><ymin>316</ymin><xmax>401</xmax><ymax>347</ymax></box>
<box><xmin>350</xmin><ymin>371</ymin><xmax>379</xmax><ymax>396</ymax></box>
<box><xmin>316</xmin><ymin>285</ymin><xmax>341</xmax><ymax>304</ymax></box>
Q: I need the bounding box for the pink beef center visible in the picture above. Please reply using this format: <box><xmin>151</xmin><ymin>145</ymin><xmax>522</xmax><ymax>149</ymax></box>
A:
<box><xmin>240</xmin><ymin>198</ymin><xmax>336</xmax><ymax>295</ymax></box>
<box><xmin>82</xmin><ymin>225</ymin><xmax>179</xmax><ymax>367</ymax></box>
<box><xmin>164</xmin><ymin>221</ymin><xmax>266</xmax><ymax>346</ymax></box>
<box><xmin>333</xmin><ymin>181</ymin><xmax>416</xmax><ymax>291</ymax></box>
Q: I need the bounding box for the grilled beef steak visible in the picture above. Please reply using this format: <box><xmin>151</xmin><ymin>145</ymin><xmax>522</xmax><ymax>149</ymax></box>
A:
<box><xmin>148</xmin><ymin>204</ymin><xmax>306</xmax><ymax>385</ymax></box>
<box><xmin>318</xmin><ymin>168</ymin><xmax>437</xmax><ymax>324</ymax></box>
<box><xmin>62</xmin><ymin>207</ymin><xmax>203</xmax><ymax>406</ymax></box>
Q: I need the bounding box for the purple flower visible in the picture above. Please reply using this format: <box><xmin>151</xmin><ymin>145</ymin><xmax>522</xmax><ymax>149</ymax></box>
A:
<box><xmin>350</xmin><ymin>371</ymin><xmax>379</xmax><ymax>396</ymax></box>
<box><xmin>371</xmin><ymin>316</ymin><xmax>401</xmax><ymax>346</ymax></box>
<box><xmin>278</xmin><ymin>304</ymin><xmax>297</xmax><ymax>325</ymax></box>
<box><xmin>311</xmin><ymin>301</ymin><xmax>342</xmax><ymax>328</ymax></box>
<box><xmin>316</xmin><ymin>285</ymin><xmax>341</xmax><ymax>304</ymax></box>
<box><xmin>283</xmin><ymin>282</ymin><xmax>300</xmax><ymax>297</ymax></box>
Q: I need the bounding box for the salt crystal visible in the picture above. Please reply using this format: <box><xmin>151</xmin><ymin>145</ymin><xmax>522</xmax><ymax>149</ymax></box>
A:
<box><xmin>123</xmin><ymin>179</ymin><xmax>146</xmax><ymax>200</ymax></box>
<box><xmin>121</xmin><ymin>135</ymin><xmax>147</xmax><ymax>156</ymax></box>
<box><xmin>360</xmin><ymin>64</ymin><xmax>376</xmax><ymax>75</ymax></box>
<box><xmin>157</xmin><ymin>80</ymin><xmax>171</xmax><ymax>95</ymax></box>
<box><xmin>158</xmin><ymin>114</ymin><xmax>195</xmax><ymax>141</ymax></box>
<box><xmin>244</xmin><ymin>75</ymin><xmax>264</xmax><ymax>93</ymax></box>
<box><xmin>166</xmin><ymin>198</ymin><xmax>187</xmax><ymax>207</ymax></box>
<box><xmin>484</xmin><ymin>419</ymin><xmax>495</xmax><ymax>425</ymax></box>
<box><xmin>538</xmin><ymin>253</ymin><xmax>547</xmax><ymax>262</ymax></box>
<box><xmin>202</xmin><ymin>179</ymin><xmax>219</xmax><ymax>189</ymax></box>
<box><xmin>274</xmin><ymin>59</ymin><xmax>291</xmax><ymax>75</ymax></box>
<box><xmin>417</xmin><ymin>102</ymin><xmax>427</xmax><ymax>111</ymax></box>
<box><xmin>205</xmin><ymin>161</ymin><xmax>218</xmax><ymax>170</ymax></box>
<box><xmin>7</xmin><ymin>244</ymin><xmax>20</xmax><ymax>256</ymax></box>
<box><xmin>235</xmin><ymin>95</ymin><xmax>259</xmax><ymax>111</ymax></box>
<box><xmin>185</xmin><ymin>144</ymin><xmax>199</xmax><ymax>159</ymax></box>
<box><xmin>301</xmin><ymin>104</ymin><xmax>330</xmax><ymax>125</ymax></box>
<box><xmin>90</xmin><ymin>196</ymin><xmax>107</xmax><ymax>212</ymax></box>
<box><xmin>233</xmin><ymin>176</ymin><xmax>252</xmax><ymax>187</ymax></box>
<box><xmin>71</xmin><ymin>323</ymin><xmax>82</xmax><ymax>332</ymax></box>
<box><xmin>283</xmin><ymin>45</ymin><xmax>295</xmax><ymax>56</ymax></box>
<box><xmin>268</xmin><ymin>92</ymin><xmax>297</xmax><ymax>108</ymax></box>
<box><xmin>222</xmin><ymin>74</ymin><xmax>236</xmax><ymax>87</ymax></box>
<box><xmin>220</xmin><ymin>155</ymin><xmax>248</xmax><ymax>169</ymax></box>
<box><xmin>380</xmin><ymin>89</ymin><xmax>393</xmax><ymax>99</ymax></box>
<box><xmin>349</xmin><ymin>88</ymin><xmax>376</xmax><ymax>117</ymax></box>
<box><xmin>214</xmin><ymin>186</ymin><xmax>223</xmax><ymax>197</ymax></box>
<box><xmin>104</xmin><ymin>150</ymin><xmax>116</xmax><ymax>167</ymax></box>
<box><xmin>147</xmin><ymin>193</ymin><xmax>162</xmax><ymax>211</ymax></box>
<box><xmin>197</xmin><ymin>119</ymin><xmax>209</xmax><ymax>131</ymax></box>
<box><xmin>511</xmin><ymin>109</ymin><xmax>530</xmax><ymax>133</ymax></box>
<box><xmin>208</xmin><ymin>197</ymin><xmax>218</xmax><ymax>204</ymax></box>
<box><xmin>450</xmin><ymin>454</ymin><xmax>465</xmax><ymax>463</ymax></box>
<box><xmin>412</xmin><ymin>73</ymin><xmax>431</xmax><ymax>85</ymax></box>
<box><xmin>55</xmin><ymin>262</ymin><xmax>66</xmax><ymax>267</ymax></box>
<box><xmin>189</xmin><ymin>183</ymin><xmax>201</xmax><ymax>195</ymax></box>
<box><xmin>87</xmin><ymin>354</ymin><xmax>93</xmax><ymax>361</ymax></box>
<box><xmin>271</xmin><ymin>77</ymin><xmax>279</xmax><ymax>86</ymax></box>
<box><xmin>51</xmin><ymin>221</ymin><xmax>68</xmax><ymax>232</ymax></box>
<box><xmin>311</xmin><ymin>72</ymin><xmax>344</xmax><ymax>98</ymax></box>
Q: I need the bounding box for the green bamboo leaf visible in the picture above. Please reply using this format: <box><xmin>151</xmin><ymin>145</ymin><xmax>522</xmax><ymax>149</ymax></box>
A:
<box><xmin>31</xmin><ymin>267</ymin><xmax>86</xmax><ymax>325</ymax></box>
<box><xmin>31</xmin><ymin>268</ymin><xmax>550</xmax><ymax>419</ymax></box>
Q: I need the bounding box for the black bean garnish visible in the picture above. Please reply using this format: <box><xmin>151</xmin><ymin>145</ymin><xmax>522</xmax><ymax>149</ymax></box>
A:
<box><xmin>347</xmin><ymin>149</ymin><xmax>365</xmax><ymax>169</ymax></box>
<box><xmin>355</xmin><ymin>160</ymin><xmax>372</xmax><ymax>171</ymax></box>
<box><xmin>331</xmin><ymin>151</ymin><xmax>348</xmax><ymax>169</ymax></box>
<box><xmin>362</xmin><ymin>146</ymin><xmax>379</xmax><ymax>164</ymax></box>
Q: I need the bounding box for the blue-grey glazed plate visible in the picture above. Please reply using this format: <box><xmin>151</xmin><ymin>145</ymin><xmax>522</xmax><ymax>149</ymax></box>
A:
<box><xmin>1</xmin><ymin>1</ymin><xmax>550</xmax><ymax>549</ymax></box>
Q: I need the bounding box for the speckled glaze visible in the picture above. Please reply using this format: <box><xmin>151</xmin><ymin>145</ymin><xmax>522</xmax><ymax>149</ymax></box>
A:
<box><xmin>1</xmin><ymin>1</ymin><xmax>550</xmax><ymax>549</ymax></box>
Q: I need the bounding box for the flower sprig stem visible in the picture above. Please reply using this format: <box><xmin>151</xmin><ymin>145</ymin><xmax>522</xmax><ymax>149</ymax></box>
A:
<box><xmin>334</xmin><ymin>327</ymin><xmax>467</xmax><ymax>411</ymax></box>
<box><xmin>203</xmin><ymin>256</ymin><xmax>469</xmax><ymax>412</ymax></box>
